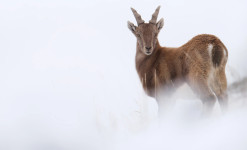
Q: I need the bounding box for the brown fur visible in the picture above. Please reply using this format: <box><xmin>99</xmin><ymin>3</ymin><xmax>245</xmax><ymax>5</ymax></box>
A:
<box><xmin>128</xmin><ymin>7</ymin><xmax>228</xmax><ymax>115</ymax></box>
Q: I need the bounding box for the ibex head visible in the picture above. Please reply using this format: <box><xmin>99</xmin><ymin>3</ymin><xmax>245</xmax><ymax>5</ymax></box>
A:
<box><xmin>128</xmin><ymin>6</ymin><xmax>164</xmax><ymax>55</ymax></box>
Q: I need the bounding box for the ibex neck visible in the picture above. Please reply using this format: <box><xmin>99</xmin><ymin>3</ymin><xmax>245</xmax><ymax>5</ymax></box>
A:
<box><xmin>135</xmin><ymin>40</ymin><xmax>162</xmax><ymax>74</ymax></box>
<box><xmin>155</xmin><ymin>40</ymin><xmax>161</xmax><ymax>49</ymax></box>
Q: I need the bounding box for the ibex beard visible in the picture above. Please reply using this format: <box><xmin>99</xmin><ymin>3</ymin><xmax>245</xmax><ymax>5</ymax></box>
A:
<box><xmin>128</xmin><ymin>6</ymin><xmax>228</xmax><ymax>116</ymax></box>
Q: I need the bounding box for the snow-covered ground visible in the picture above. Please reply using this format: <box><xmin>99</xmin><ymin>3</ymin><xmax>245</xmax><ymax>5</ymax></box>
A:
<box><xmin>0</xmin><ymin>0</ymin><xmax>247</xmax><ymax>150</ymax></box>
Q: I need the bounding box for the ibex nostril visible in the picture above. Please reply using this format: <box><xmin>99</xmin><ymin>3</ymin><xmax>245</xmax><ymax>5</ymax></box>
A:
<box><xmin>145</xmin><ymin>47</ymin><xmax>151</xmax><ymax>50</ymax></box>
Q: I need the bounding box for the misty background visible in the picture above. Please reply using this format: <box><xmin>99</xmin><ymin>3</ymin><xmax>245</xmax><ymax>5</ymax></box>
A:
<box><xmin>0</xmin><ymin>0</ymin><xmax>247</xmax><ymax>150</ymax></box>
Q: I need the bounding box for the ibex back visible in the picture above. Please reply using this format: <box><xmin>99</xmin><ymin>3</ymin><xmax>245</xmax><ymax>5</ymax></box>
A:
<box><xmin>127</xmin><ymin>6</ymin><xmax>228</xmax><ymax>115</ymax></box>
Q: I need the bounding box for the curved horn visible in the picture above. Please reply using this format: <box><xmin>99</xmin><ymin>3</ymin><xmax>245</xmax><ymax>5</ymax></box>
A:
<box><xmin>131</xmin><ymin>7</ymin><xmax>144</xmax><ymax>25</ymax></box>
<box><xmin>149</xmin><ymin>6</ymin><xmax>161</xmax><ymax>24</ymax></box>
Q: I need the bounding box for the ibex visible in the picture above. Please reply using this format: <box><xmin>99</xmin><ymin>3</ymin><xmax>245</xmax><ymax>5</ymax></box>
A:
<box><xmin>127</xmin><ymin>6</ymin><xmax>228</xmax><ymax>115</ymax></box>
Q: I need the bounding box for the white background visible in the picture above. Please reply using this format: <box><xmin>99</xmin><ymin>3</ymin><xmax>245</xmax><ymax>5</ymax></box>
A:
<box><xmin>0</xmin><ymin>0</ymin><xmax>247</xmax><ymax>150</ymax></box>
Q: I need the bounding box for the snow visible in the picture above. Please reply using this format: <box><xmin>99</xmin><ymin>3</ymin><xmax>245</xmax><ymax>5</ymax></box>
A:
<box><xmin>0</xmin><ymin>0</ymin><xmax>247</xmax><ymax>150</ymax></box>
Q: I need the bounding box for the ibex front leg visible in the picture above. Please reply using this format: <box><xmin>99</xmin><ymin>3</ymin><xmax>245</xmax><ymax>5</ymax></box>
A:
<box><xmin>156</xmin><ymin>86</ymin><xmax>176</xmax><ymax>117</ymax></box>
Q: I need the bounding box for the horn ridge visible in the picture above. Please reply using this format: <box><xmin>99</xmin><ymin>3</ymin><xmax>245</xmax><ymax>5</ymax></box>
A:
<box><xmin>131</xmin><ymin>7</ymin><xmax>144</xmax><ymax>25</ymax></box>
<box><xmin>149</xmin><ymin>6</ymin><xmax>161</xmax><ymax>24</ymax></box>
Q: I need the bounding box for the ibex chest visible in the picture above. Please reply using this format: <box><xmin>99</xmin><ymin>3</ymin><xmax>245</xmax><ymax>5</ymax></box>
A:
<box><xmin>136</xmin><ymin>55</ymin><xmax>184</xmax><ymax>97</ymax></box>
<box><xmin>138</xmin><ymin>69</ymin><xmax>157</xmax><ymax>97</ymax></box>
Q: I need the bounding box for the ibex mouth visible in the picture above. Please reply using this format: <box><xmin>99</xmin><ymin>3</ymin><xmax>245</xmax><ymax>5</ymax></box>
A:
<box><xmin>145</xmin><ymin>51</ymin><xmax>152</xmax><ymax>55</ymax></box>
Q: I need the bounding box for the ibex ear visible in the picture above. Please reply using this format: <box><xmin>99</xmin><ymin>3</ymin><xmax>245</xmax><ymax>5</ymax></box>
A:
<box><xmin>127</xmin><ymin>21</ymin><xmax>137</xmax><ymax>33</ymax></box>
<box><xmin>156</xmin><ymin>18</ymin><xmax>164</xmax><ymax>31</ymax></box>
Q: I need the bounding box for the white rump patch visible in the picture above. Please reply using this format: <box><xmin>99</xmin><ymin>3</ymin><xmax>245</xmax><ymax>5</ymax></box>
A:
<box><xmin>223</xmin><ymin>48</ymin><xmax>227</xmax><ymax>57</ymax></box>
<box><xmin>207</xmin><ymin>44</ymin><xmax>213</xmax><ymax>58</ymax></box>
